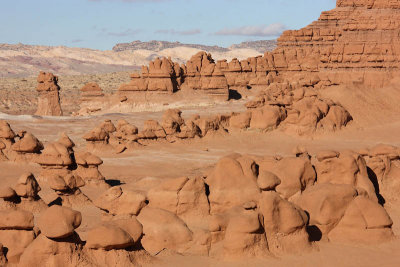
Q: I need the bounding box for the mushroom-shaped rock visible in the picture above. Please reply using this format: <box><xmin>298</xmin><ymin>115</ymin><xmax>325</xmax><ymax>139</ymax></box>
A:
<box><xmin>0</xmin><ymin>210</ymin><xmax>34</xmax><ymax>230</ymax></box>
<box><xmin>86</xmin><ymin>224</ymin><xmax>134</xmax><ymax>250</ymax></box>
<box><xmin>14</xmin><ymin>173</ymin><xmax>41</xmax><ymax>199</ymax></box>
<box><xmin>48</xmin><ymin>174</ymin><xmax>89</xmax><ymax>208</ymax></box>
<box><xmin>12</xmin><ymin>132</ymin><xmax>43</xmax><ymax>153</ymax></box>
<box><xmin>48</xmin><ymin>174</ymin><xmax>85</xmax><ymax>193</ymax></box>
<box><xmin>48</xmin><ymin>176</ymin><xmax>68</xmax><ymax>192</ymax></box>
<box><xmin>36</xmin><ymin>142</ymin><xmax>72</xmax><ymax>167</ymax></box>
<box><xmin>37</xmin><ymin>206</ymin><xmax>82</xmax><ymax>239</ymax></box>
<box><xmin>57</xmin><ymin>132</ymin><xmax>75</xmax><ymax>150</ymax></box>
<box><xmin>94</xmin><ymin>186</ymin><xmax>147</xmax><ymax>216</ymax></box>
<box><xmin>74</xmin><ymin>151</ymin><xmax>105</xmax><ymax>184</ymax></box>
<box><xmin>75</xmin><ymin>151</ymin><xmax>103</xmax><ymax>166</ymax></box>
<box><xmin>257</xmin><ymin>170</ymin><xmax>281</xmax><ymax>191</ymax></box>
<box><xmin>83</xmin><ymin>127</ymin><xmax>109</xmax><ymax>142</ymax></box>
<box><xmin>137</xmin><ymin>207</ymin><xmax>193</xmax><ymax>255</ymax></box>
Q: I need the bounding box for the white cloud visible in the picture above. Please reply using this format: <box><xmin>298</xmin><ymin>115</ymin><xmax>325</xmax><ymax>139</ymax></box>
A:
<box><xmin>215</xmin><ymin>23</ymin><xmax>286</xmax><ymax>37</ymax></box>
<box><xmin>155</xmin><ymin>29</ymin><xmax>202</xmax><ymax>35</ymax></box>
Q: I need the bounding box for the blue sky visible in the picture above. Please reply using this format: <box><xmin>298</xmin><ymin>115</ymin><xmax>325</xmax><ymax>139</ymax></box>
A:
<box><xmin>0</xmin><ymin>0</ymin><xmax>336</xmax><ymax>50</ymax></box>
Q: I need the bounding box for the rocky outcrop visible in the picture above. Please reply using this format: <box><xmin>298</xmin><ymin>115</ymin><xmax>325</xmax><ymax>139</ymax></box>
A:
<box><xmin>181</xmin><ymin>52</ymin><xmax>229</xmax><ymax>99</ymax></box>
<box><xmin>19</xmin><ymin>206</ymin><xmax>83</xmax><ymax>267</ymax></box>
<box><xmin>229</xmin><ymin>81</ymin><xmax>352</xmax><ymax>134</ymax></box>
<box><xmin>36</xmin><ymin>142</ymin><xmax>74</xmax><ymax>181</ymax></box>
<box><xmin>11</xmin><ymin>131</ymin><xmax>43</xmax><ymax>162</ymax></box>
<box><xmin>119</xmin><ymin>52</ymin><xmax>229</xmax><ymax>100</ymax></box>
<box><xmin>35</xmin><ymin>72</ymin><xmax>63</xmax><ymax>116</ymax></box>
<box><xmin>94</xmin><ymin>186</ymin><xmax>147</xmax><ymax>217</ymax></box>
<box><xmin>119</xmin><ymin>57</ymin><xmax>178</xmax><ymax>93</ymax></box>
<box><xmin>0</xmin><ymin>173</ymin><xmax>47</xmax><ymax>213</ymax></box>
<box><xmin>83</xmin><ymin>110</ymin><xmax>229</xmax><ymax>153</ymax></box>
<box><xmin>252</xmin><ymin>0</ymin><xmax>400</xmax><ymax>88</ymax></box>
<box><xmin>0</xmin><ymin>145</ymin><xmax>398</xmax><ymax>264</ymax></box>
<box><xmin>74</xmin><ymin>151</ymin><xmax>107</xmax><ymax>187</ymax></box>
<box><xmin>35</xmin><ymin>134</ymin><xmax>107</xmax><ymax>206</ymax></box>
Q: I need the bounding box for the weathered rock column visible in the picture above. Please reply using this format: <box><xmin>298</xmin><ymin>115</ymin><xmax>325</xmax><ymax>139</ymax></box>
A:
<box><xmin>35</xmin><ymin>71</ymin><xmax>63</xmax><ymax>116</ymax></box>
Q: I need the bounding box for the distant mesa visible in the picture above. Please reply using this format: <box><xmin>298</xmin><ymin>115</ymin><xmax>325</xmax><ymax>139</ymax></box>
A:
<box><xmin>112</xmin><ymin>40</ymin><xmax>277</xmax><ymax>54</ymax></box>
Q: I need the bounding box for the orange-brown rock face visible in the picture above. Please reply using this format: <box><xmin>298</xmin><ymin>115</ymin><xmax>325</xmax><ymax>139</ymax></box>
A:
<box><xmin>265</xmin><ymin>0</ymin><xmax>400</xmax><ymax>87</ymax></box>
<box><xmin>182</xmin><ymin>52</ymin><xmax>229</xmax><ymax>100</ymax></box>
<box><xmin>337</xmin><ymin>0</ymin><xmax>400</xmax><ymax>8</ymax></box>
<box><xmin>119</xmin><ymin>53</ymin><xmax>229</xmax><ymax>100</ymax></box>
<box><xmin>35</xmin><ymin>72</ymin><xmax>63</xmax><ymax>116</ymax></box>
<box><xmin>119</xmin><ymin>57</ymin><xmax>178</xmax><ymax>93</ymax></box>
<box><xmin>213</xmin><ymin>0</ymin><xmax>400</xmax><ymax>90</ymax></box>
<box><xmin>216</xmin><ymin>57</ymin><xmax>274</xmax><ymax>89</ymax></box>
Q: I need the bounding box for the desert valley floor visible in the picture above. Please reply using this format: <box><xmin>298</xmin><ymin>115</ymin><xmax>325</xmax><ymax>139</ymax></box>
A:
<box><xmin>1</xmin><ymin>94</ymin><xmax>400</xmax><ymax>266</ymax></box>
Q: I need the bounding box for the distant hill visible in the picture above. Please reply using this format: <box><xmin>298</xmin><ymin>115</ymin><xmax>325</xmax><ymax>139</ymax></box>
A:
<box><xmin>112</xmin><ymin>40</ymin><xmax>230</xmax><ymax>53</ymax></box>
<box><xmin>113</xmin><ymin>40</ymin><xmax>277</xmax><ymax>54</ymax></box>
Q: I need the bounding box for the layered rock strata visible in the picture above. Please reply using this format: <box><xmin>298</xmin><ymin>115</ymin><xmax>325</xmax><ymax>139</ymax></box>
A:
<box><xmin>119</xmin><ymin>53</ymin><xmax>229</xmax><ymax>100</ymax></box>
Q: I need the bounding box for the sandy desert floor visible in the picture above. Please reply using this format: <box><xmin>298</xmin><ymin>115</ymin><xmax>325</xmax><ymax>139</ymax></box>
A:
<box><xmin>1</xmin><ymin>88</ymin><xmax>400</xmax><ymax>266</ymax></box>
